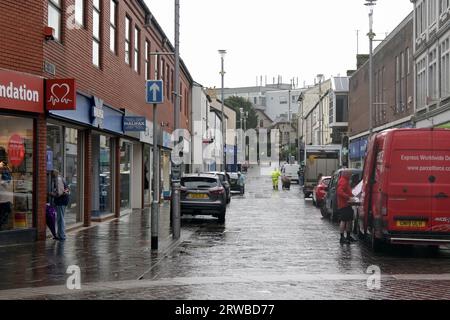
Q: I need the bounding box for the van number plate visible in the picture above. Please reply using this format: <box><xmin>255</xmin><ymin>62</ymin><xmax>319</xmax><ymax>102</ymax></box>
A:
<box><xmin>396</xmin><ymin>221</ymin><xmax>426</xmax><ymax>228</ymax></box>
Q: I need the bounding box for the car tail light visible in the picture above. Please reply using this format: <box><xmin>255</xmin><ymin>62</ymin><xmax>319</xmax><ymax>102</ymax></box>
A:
<box><xmin>380</xmin><ymin>192</ymin><xmax>388</xmax><ymax>216</ymax></box>
<box><xmin>209</xmin><ymin>187</ymin><xmax>225</xmax><ymax>195</ymax></box>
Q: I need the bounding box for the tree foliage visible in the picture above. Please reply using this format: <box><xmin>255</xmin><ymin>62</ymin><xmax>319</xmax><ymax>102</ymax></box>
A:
<box><xmin>224</xmin><ymin>96</ymin><xmax>258</xmax><ymax>130</ymax></box>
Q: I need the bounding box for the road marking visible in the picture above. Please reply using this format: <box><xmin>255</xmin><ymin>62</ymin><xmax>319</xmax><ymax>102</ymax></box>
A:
<box><xmin>2</xmin><ymin>273</ymin><xmax>450</xmax><ymax>299</ymax></box>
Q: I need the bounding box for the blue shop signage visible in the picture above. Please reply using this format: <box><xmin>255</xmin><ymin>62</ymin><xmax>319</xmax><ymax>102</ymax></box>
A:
<box><xmin>50</xmin><ymin>93</ymin><xmax>124</xmax><ymax>134</ymax></box>
<box><xmin>91</xmin><ymin>96</ymin><xmax>104</xmax><ymax>129</ymax></box>
<box><xmin>123</xmin><ymin>116</ymin><xmax>146</xmax><ymax>132</ymax></box>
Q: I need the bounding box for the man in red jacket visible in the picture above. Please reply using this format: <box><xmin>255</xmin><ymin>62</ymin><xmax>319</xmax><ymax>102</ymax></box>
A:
<box><xmin>336</xmin><ymin>171</ymin><xmax>356</xmax><ymax>244</ymax></box>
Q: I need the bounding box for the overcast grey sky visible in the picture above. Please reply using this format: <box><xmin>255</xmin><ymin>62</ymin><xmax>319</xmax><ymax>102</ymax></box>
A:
<box><xmin>144</xmin><ymin>0</ymin><xmax>413</xmax><ymax>89</ymax></box>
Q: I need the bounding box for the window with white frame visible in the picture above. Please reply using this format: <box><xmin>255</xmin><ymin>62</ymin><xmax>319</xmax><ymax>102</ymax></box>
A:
<box><xmin>401</xmin><ymin>51</ymin><xmax>406</xmax><ymax>112</ymax></box>
<box><xmin>416</xmin><ymin>56</ymin><xmax>427</xmax><ymax>108</ymax></box>
<box><xmin>134</xmin><ymin>27</ymin><xmax>140</xmax><ymax>73</ymax></box>
<box><xmin>48</xmin><ymin>0</ymin><xmax>61</xmax><ymax>41</ymax></box>
<box><xmin>75</xmin><ymin>0</ymin><xmax>84</xmax><ymax>26</ymax></box>
<box><xmin>428</xmin><ymin>48</ymin><xmax>438</xmax><ymax>102</ymax></box>
<box><xmin>125</xmin><ymin>16</ymin><xmax>131</xmax><ymax>65</ymax></box>
<box><xmin>92</xmin><ymin>0</ymin><xmax>101</xmax><ymax>67</ymax></box>
<box><xmin>406</xmin><ymin>47</ymin><xmax>411</xmax><ymax>75</ymax></box>
<box><xmin>110</xmin><ymin>0</ymin><xmax>117</xmax><ymax>53</ymax></box>
<box><xmin>429</xmin><ymin>0</ymin><xmax>437</xmax><ymax>27</ymax></box>
<box><xmin>416</xmin><ymin>1</ymin><xmax>426</xmax><ymax>39</ymax></box>
<box><xmin>441</xmin><ymin>36</ymin><xmax>450</xmax><ymax>98</ymax></box>
<box><xmin>145</xmin><ymin>40</ymin><xmax>150</xmax><ymax>80</ymax></box>
<box><xmin>395</xmin><ymin>55</ymin><xmax>401</xmax><ymax>113</ymax></box>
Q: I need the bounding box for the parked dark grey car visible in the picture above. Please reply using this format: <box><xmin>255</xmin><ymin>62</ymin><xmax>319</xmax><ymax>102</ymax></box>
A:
<box><xmin>180</xmin><ymin>174</ymin><xmax>227</xmax><ymax>223</ymax></box>
<box><xmin>320</xmin><ymin>168</ymin><xmax>362</xmax><ymax>221</ymax></box>
<box><xmin>206</xmin><ymin>171</ymin><xmax>231</xmax><ymax>203</ymax></box>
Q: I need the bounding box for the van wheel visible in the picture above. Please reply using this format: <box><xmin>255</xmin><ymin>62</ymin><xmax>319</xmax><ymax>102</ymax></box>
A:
<box><xmin>370</xmin><ymin>229</ymin><xmax>383</xmax><ymax>253</ymax></box>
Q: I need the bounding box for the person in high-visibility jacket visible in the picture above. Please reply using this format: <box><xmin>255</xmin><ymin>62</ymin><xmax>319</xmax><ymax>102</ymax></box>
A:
<box><xmin>271</xmin><ymin>168</ymin><xmax>281</xmax><ymax>190</ymax></box>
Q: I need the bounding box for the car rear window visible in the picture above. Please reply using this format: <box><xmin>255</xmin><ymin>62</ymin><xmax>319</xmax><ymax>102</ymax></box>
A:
<box><xmin>322</xmin><ymin>178</ymin><xmax>331</xmax><ymax>186</ymax></box>
<box><xmin>181</xmin><ymin>177</ymin><xmax>218</xmax><ymax>189</ymax></box>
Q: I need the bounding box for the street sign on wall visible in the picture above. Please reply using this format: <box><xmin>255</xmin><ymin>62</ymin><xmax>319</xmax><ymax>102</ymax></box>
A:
<box><xmin>146</xmin><ymin>80</ymin><xmax>164</xmax><ymax>104</ymax></box>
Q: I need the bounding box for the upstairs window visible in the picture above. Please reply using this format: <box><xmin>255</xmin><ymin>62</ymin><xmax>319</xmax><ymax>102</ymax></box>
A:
<box><xmin>125</xmin><ymin>16</ymin><xmax>131</xmax><ymax>65</ymax></box>
<box><xmin>145</xmin><ymin>40</ymin><xmax>150</xmax><ymax>80</ymax></box>
<box><xmin>110</xmin><ymin>0</ymin><xmax>117</xmax><ymax>53</ymax></box>
<box><xmin>92</xmin><ymin>0</ymin><xmax>101</xmax><ymax>67</ymax></box>
<box><xmin>48</xmin><ymin>0</ymin><xmax>61</xmax><ymax>41</ymax></box>
<box><xmin>75</xmin><ymin>0</ymin><xmax>84</xmax><ymax>26</ymax></box>
<box><xmin>134</xmin><ymin>27</ymin><xmax>140</xmax><ymax>73</ymax></box>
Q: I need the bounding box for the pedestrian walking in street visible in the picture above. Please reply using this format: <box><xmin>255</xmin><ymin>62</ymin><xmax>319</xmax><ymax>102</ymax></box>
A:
<box><xmin>49</xmin><ymin>170</ymin><xmax>70</xmax><ymax>241</ymax></box>
<box><xmin>271</xmin><ymin>168</ymin><xmax>281</xmax><ymax>190</ymax></box>
<box><xmin>336</xmin><ymin>171</ymin><xmax>356</xmax><ymax>244</ymax></box>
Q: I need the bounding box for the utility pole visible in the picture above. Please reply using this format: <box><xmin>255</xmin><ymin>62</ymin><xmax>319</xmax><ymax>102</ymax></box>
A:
<box><xmin>171</xmin><ymin>0</ymin><xmax>181</xmax><ymax>240</ymax></box>
<box><xmin>365</xmin><ymin>0</ymin><xmax>377</xmax><ymax>138</ymax></box>
<box><xmin>219</xmin><ymin>50</ymin><xmax>227</xmax><ymax>172</ymax></box>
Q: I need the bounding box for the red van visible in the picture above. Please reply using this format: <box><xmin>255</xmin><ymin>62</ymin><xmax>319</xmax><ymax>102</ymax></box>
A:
<box><xmin>357</xmin><ymin>128</ymin><xmax>450</xmax><ymax>251</ymax></box>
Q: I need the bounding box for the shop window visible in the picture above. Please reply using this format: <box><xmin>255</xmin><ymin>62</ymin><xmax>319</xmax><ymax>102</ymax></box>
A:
<box><xmin>0</xmin><ymin>116</ymin><xmax>34</xmax><ymax>232</ymax></box>
<box><xmin>92</xmin><ymin>134</ymin><xmax>112</xmax><ymax>217</ymax></box>
<box><xmin>47</xmin><ymin>124</ymin><xmax>82</xmax><ymax>226</ymax></box>
<box><xmin>120</xmin><ymin>140</ymin><xmax>132</xmax><ymax>210</ymax></box>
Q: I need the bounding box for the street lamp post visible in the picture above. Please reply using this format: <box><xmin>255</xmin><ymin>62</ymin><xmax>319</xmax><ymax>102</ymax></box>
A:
<box><xmin>365</xmin><ymin>0</ymin><xmax>377</xmax><ymax>137</ymax></box>
<box><xmin>219</xmin><ymin>50</ymin><xmax>227</xmax><ymax>172</ymax></box>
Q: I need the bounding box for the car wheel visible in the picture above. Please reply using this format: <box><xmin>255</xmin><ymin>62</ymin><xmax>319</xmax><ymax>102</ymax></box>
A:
<box><xmin>218</xmin><ymin>209</ymin><xmax>226</xmax><ymax>223</ymax></box>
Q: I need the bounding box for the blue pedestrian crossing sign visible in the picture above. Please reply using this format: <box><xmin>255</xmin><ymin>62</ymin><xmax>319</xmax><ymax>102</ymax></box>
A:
<box><xmin>146</xmin><ymin>80</ymin><xmax>164</xmax><ymax>104</ymax></box>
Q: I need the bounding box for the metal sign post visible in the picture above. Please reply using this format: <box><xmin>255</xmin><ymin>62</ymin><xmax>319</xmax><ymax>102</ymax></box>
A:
<box><xmin>147</xmin><ymin>80</ymin><xmax>164</xmax><ymax>250</ymax></box>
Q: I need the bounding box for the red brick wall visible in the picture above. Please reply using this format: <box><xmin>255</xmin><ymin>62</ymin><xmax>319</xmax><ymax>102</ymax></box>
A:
<box><xmin>42</xmin><ymin>0</ymin><xmax>192</xmax><ymax>133</ymax></box>
<box><xmin>36</xmin><ymin>114</ymin><xmax>47</xmax><ymax>240</ymax></box>
<box><xmin>0</xmin><ymin>0</ymin><xmax>44</xmax><ymax>76</ymax></box>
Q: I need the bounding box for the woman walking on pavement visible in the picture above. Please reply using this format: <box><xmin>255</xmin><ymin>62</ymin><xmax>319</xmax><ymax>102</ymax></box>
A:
<box><xmin>336</xmin><ymin>171</ymin><xmax>356</xmax><ymax>244</ymax></box>
<box><xmin>49</xmin><ymin>170</ymin><xmax>70</xmax><ymax>241</ymax></box>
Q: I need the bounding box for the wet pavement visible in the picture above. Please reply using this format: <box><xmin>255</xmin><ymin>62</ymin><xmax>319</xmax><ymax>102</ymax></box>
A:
<box><xmin>2</xmin><ymin>165</ymin><xmax>450</xmax><ymax>299</ymax></box>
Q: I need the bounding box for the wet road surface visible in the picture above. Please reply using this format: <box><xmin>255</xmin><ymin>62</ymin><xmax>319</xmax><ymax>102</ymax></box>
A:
<box><xmin>1</xmin><ymin>165</ymin><xmax>450</xmax><ymax>299</ymax></box>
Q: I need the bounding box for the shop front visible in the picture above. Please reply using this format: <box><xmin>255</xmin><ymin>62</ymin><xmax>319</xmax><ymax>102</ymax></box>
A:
<box><xmin>48</xmin><ymin>92</ymin><xmax>125</xmax><ymax>223</ymax></box>
<box><xmin>0</xmin><ymin>69</ymin><xmax>44</xmax><ymax>243</ymax></box>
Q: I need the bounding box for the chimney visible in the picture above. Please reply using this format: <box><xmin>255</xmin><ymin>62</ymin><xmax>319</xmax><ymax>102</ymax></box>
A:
<box><xmin>357</xmin><ymin>54</ymin><xmax>370</xmax><ymax>69</ymax></box>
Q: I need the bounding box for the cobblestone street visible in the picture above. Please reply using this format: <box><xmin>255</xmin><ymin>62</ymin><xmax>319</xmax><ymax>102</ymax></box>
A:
<box><xmin>1</xmin><ymin>165</ymin><xmax>450</xmax><ymax>300</ymax></box>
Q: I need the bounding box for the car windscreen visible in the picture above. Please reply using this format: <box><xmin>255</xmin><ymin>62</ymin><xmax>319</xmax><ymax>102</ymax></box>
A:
<box><xmin>181</xmin><ymin>177</ymin><xmax>218</xmax><ymax>189</ymax></box>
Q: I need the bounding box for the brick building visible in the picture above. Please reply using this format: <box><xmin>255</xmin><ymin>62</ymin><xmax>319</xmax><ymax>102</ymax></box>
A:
<box><xmin>348</xmin><ymin>12</ymin><xmax>414</xmax><ymax>168</ymax></box>
<box><xmin>411</xmin><ymin>0</ymin><xmax>450</xmax><ymax>128</ymax></box>
<box><xmin>0</xmin><ymin>0</ymin><xmax>193</xmax><ymax>244</ymax></box>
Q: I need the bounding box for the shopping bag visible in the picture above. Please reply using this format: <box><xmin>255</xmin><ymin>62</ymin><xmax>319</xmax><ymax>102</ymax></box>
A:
<box><xmin>46</xmin><ymin>204</ymin><xmax>57</xmax><ymax>238</ymax></box>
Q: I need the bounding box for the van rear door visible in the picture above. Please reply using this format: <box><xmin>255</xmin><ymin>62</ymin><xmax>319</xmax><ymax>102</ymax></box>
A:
<box><xmin>430</xmin><ymin>130</ymin><xmax>450</xmax><ymax>233</ymax></box>
<box><xmin>387</xmin><ymin>130</ymin><xmax>433</xmax><ymax>232</ymax></box>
